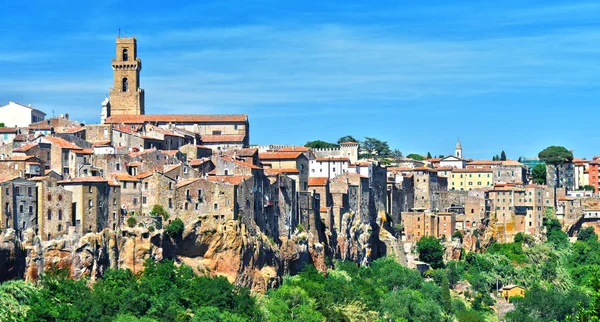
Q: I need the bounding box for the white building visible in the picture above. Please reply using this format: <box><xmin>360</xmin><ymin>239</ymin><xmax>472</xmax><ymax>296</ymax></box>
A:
<box><xmin>440</xmin><ymin>155</ymin><xmax>466</xmax><ymax>169</ymax></box>
<box><xmin>0</xmin><ymin>101</ymin><xmax>46</xmax><ymax>127</ymax></box>
<box><xmin>309</xmin><ymin>157</ymin><xmax>349</xmax><ymax>178</ymax></box>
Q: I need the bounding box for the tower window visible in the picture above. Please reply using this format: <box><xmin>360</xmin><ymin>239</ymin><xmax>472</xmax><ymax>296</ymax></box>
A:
<box><xmin>122</xmin><ymin>78</ymin><xmax>129</xmax><ymax>92</ymax></box>
<box><xmin>123</xmin><ymin>49</ymin><xmax>129</xmax><ymax>61</ymax></box>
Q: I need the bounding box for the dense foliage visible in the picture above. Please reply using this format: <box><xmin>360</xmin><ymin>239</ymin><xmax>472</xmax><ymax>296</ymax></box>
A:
<box><xmin>165</xmin><ymin>218</ymin><xmax>185</xmax><ymax>239</ymax></box>
<box><xmin>406</xmin><ymin>153</ymin><xmax>426</xmax><ymax>161</ymax></box>
<box><xmin>532</xmin><ymin>163</ymin><xmax>547</xmax><ymax>184</ymax></box>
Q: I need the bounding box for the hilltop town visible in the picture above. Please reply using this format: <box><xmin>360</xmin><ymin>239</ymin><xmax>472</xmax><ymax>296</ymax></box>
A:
<box><xmin>0</xmin><ymin>37</ymin><xmax>597</xmax><ymax>294</ymax></box>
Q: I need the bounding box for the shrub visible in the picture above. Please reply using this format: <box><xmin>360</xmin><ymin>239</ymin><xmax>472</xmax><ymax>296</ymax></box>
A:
<box><xmin>166</xmin><ymin>218</ymin><xmax>184</xmax><ymax>239</ymax></box>
<box><xmin>296</xmin><ymin>224</ymin><xmax>305</xmax><ymax>233</ymax></box>
<box><xmin>150</xmin><ymin>204</ymin><xmax>169</xmax><ymax>221</ymax></box>
<box><xmin>127</xmin><ymin>216</ymin><xmax>137</xmax><ymax>228</ymax></box>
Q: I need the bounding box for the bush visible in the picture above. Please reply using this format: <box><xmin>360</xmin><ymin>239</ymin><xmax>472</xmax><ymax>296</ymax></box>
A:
<box><xmin>150</xmin><ymin>204</ymin><xmax>169</xmax><ymax>221</ymax></box>
<box><xmin>127</xmin><ymin>216</ymin><xmax>137</xmax><ymax>228</ymax></box>
<box><xmin>296</xmin><ymin>224</ymin><xmax>305</xmax><ymax>233</ymax></box>
<box><xmin>453</xmin><ymin>230</ymin><xmax>463</xmax><ymax>242</ymax></box>
<box><xmin>165</xmin><ymin>218</ymin><xmax>184</xmax><ymax>239</ymax></box>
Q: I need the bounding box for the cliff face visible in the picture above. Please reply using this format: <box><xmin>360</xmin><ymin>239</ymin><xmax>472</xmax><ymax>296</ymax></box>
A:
<box><xmin>0</xmin><ymin>214</ymin><xmax>406</xmax><ymax>292</ymax></box>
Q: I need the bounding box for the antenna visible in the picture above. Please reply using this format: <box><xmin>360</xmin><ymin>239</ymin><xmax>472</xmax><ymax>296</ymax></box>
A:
<box><xmin>118</xmin><ymin>27</ymin><xmax>121</xmax><ymax>38</ymax></box>
<box><xmin>125</xmin><ymin>27</ymin><xmax>127</xmax><ymax>37</ymax></box>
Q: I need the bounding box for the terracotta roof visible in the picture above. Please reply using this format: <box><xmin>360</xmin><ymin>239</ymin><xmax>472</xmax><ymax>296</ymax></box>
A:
<box><xmin>43</xmin><ymin>136</ymin><xmax>81</xmax><ymax>150</ymax></box>
<box><xmin>573</xmin><ymin>158</ymin><xmax>589</xmax><ymax>164</ymax></box>
<box><xmin>176</xmin><ymin>177</ymin><xmax>201</xmax><ymax>188</ymax></box>
<box><xmin>28</xmin><ymin>123</ymin><xmax>52</xmax><ymax>130</ymax></box>
<box><xmin>467</xmin><ymin>160</ymin><xmax>501</xmax><ymax>166</ymax></box>
<box><xmin>427</xmin><ymin>158</ymin><xmax>442</xmax><ymax>162</ymax></box>
<box><xmin>91</xmin><ymin>140</ymin><xmax>112</xmax><ymax>147</ymax></box>
<box><xmin>315</xmin><ymin>157</ymin><xmax>349</xmax><ymax>162</ymax></box>
<box><xmin>452</xmin><ymin>167</ymin><xmax>493</xmax><ymax>173</ymax></box>
<box><xmin>264</xmin><ymin>168</ymin><xmax>300</xmax><ymax>176</ymax></box>
<box><xmin>148</xmin><ymin>126</ymin><xmax>184</xmax><ymax>138</ymax></box>
<box><xmin>259</xmin><ymin>152</ymin><xmax>304</xmax><ymax>160</ymax></box>
<box><xmin>434</xmin><ymin>166</ymin><xmax>453</xmax><ymax>171</ymax></box>
<box><xmin>349</xmin><ymin>162</ymin><xmax>371</xmax><ymax>167</ymax></box>
<box><xmin>129</xmin><ymin>148</ymin><xmax>156</xmax><ymax>158</ymax></box>
<box><xmin>72</xmin><ymin>148</ymin><xmax>93</xmax><ymax>155</ymax></box>
<box><xmin>163</xmin><ymin>164</ymin><xmax>181</xmax><ymax>173</ymax></box>
<box><xmin>387</xmin><ymin>167</ymin><xmax>435</xmax><ymax>172</ymax></box>
<box><xmin>201</xmin><ymin>134</ymin><xmax>245</xmax><ymax>143</ymax></box>
<box><xmin>0</xmin><ymin>127</ymin><xmax>18</xmax><ymax>133</ymax></box>
<box><xmin>58</xmin><ymin>126</ymin><xmax>85</xmax><ymax>134</ymax></box>
<box><xmin>129</xmin><ymin>161</ymin><xmax>142</xmax><ymax>167</ymax></box>
<box><xmin>308</xmin><ymin>177</ymin><xmax>328</xmax><ymax>186</ymax></box>
<box><xmin>558</xmin><ymin>197</ymin><xmax>575</xmax><ymax>201</ymax></box>
<box><xmin>279</xmin><ymin>146</ymin><xmax>310</xmax><ymax>152</ymax></box>
<box><xmin>189</xmin><ymin>158</ymin><xmax>210</xmax><ymax>166</ymax></box>
<box><xmin>160</xmin><ymin>150</ymin><xmax>179</xmax><ymax>157</ymax></box>
<box><xmin>136</xmin><ymin>171</ymin><xmax>153</xmax><ymax>179</ymax></box>
<box><xmin>501</xmin><ymin>160</ymin><xmax>524</xmax><ymax>166</ymax></box>
<box><xmin>110</xmin><ymin>173</ymin><xmax>139</xmax><ymax>181</ymax></box>
<box><xmin>58</xmin><ymin>176</ymin><xmax>108</xmax><ymax>184</ymax></box>
<box><xmin>29</xmin><ymin>176</ymin><xmax>50</xmax><ymax>181</ymax></box>
<box><xmin>0</xmin><ymin>175</ymin><xmax>18</xmax><ymax>183</ymax></box>
<box><xmin>1</xmin><ymin>155</ymin><xmax>36</xmax><ymax>161</ymax></box>
<box><xmin>339</xmin><ymin>142</ymin><xmax>359</xmax><ymax>145</ymax></box>
<box><xmin>208</xmin><ymin>175</ymin><xmax>251</xmax><ymax>185</ymax></box>
<box><xmin>221</xmin><ymin>157</ymin><xmax>262</xmax><ymax>170</ymax></box>
<box><xmin>13</xmin><ymin>143</ymin><xmax>38</xmax><ymax>152</ymax></box>
<box><xmin>105</xmin><ymin>114</ymin><xmax>248</xmax><ymax>124</ymax></box>
<box><xmin>320</xmin><ymin>207</ymin><xmax>331</xmax><ymax>213</ymax></box>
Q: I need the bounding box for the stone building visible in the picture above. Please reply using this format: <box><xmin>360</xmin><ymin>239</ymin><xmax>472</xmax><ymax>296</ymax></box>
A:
<box><xmin>179</xmin><ymin>144</ymin><xmax>213</xmax><ymax>161</ymax></box>
<box><xmin>36</xmin><ymin>136</ymin><xmax>82</xmax><ymax>176</ymax></box>
<box><xmin>12</xmin><ymin>142</ymin><xmax>51</xmax><ymax>170</ymax></box>
<box><xmin>450</xmin><ymin>168</ymin><xmax>493</xmax><ymax>191</ymax></box>
<box><xmin>0</xmin><ymin>155</ymin><xmax>43</xmax><ymax>178</ymax></box>
<box><xmin>138</xmin><ymin>171</ymin><xmax>176</xmax><ymax>218</ymax></box>
<box><xmin>573</xmin><ymin>158</ymin><xmax>590</xmax><ymax>190</ymax></box>
<box><xmin>59</xmin><ymin>177</ymin><xmax>111</xmax><ymax>234</ymax></box>
<box><xmin>0</xmin><ymin>177</ymin><xmax>38</xmax><ymax>238</ymax></box>
<box><xmin>311</xmin><ymin>142</ymin><xmax>359</xmax><ymax>164</ymax></box>
<box><xmin>546</xmin><ymin>162</ymin><xmax>575</xmax><ymax>191</ymax></box>
<box><xmin>32</xmin><ymin>176</ymin><xmax>73</xmax><ymax>240</ymax></box>
<box><xmin>308</xmin><ymin>177</ymin><xmax>329</xmax><ymax>211</ymax></box>
<box><xmin>175</xmin><ymin>178</ymin><xmax>237</xmax><ymax>224</ymax></box>
<box><xmin>105</xmin><ymin>36</ymin><xmax>145</xmax><ymax>119</ymax></box>
<box><xmin>259</xmin><ymin>151</ymin><xmax>309</xmax><ymax>191</ymax></box>
<box><xmin>388</xmin><ymin>167</ymin><xmax>447</xmax><ymax>211</ymax></box>
<box><xmin>110</xmin><ymin>173</ymin><xmax>141</xmax><ymax>214</ymax></box>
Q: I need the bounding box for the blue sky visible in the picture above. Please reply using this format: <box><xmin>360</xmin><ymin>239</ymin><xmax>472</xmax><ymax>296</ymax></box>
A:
<box><xmin>1</xmin><ymin>1</ymin><xmax>599</xmax><ymax>159</ymax></box>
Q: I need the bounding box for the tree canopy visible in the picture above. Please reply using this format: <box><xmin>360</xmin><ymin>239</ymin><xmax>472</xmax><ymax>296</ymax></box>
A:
<box><xmin>417</xmin><ymin>236</ymin><xmax>445</xmax><ymax>269</ymax></box>
<box><xmin>304</xmin><ymin>140</ymin><xmax>338</xmax><ymax>149</ymax></box>
<box><xmin>538</xmin><ymin>146</ymin><xmax>573</xmax><ymax>165</ymax></box>
<box><xmin>500</xmin><ymin>150</ymin><xmax>507</xmax><ymax>161</ymax></box>
<box><xmin>406</xmin><ymin>154</ymin><xmax>426</xmax><ymax>161</ymax></box>
<box><xmin>361</xmin><ymin>137</ymin><xmax>391</xmax><ymax>158</ymax></box>
<box><xmin>337</xmin><ymin>135</ymin><xmax>358</xmax><ymax>144</ymax></box>
<box><xmin>532</xmin><ymin>163</ymin><xmax>547</xmax><ymax>184</ymax></box>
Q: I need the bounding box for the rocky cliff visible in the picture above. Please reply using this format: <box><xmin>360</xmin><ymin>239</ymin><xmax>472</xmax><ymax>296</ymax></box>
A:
<box><xmin>0</xmin><ymin>214</ymin><xmax>406</xmax><ymax>292</ymax></box>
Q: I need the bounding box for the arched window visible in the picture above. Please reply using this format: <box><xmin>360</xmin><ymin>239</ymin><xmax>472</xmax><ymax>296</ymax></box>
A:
<box><xmin>122</xmin><ymin>78</ymin><xmax>129</xmax><ymax>92</ymax></box>
<box><xmin>123</xmin><ymin>49</ymin><xmax>129</xmax><ymax>61</ymax></box>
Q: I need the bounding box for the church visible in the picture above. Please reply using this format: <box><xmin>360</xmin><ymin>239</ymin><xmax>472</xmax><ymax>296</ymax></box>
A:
<box><xmin>101</xmin><ymin>36</ymin><xmax>249</xmax><ymax>149</ymax></box>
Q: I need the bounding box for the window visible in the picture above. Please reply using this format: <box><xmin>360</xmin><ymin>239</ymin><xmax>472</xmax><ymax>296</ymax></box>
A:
<box><xmin>48</xmin><ymin>194</ymin><xmax>52</xmax><ymax>201</ymax></box>
<box><xmin>122</xmin><ymin>48</ymin><xmax>129</xmax><ymax>61</ymax></box>
<box><xmin>332</xmin><ymin>167</ymin><xmax>336</xmax><ymax>172</ymax></box>
<box><xmin>168</xmin><ymin>198</ymin><xmax>173</xmax><ymax>208</ymax></box>
<box><xmin>58</xmin><ymin>210</ymin><xmax>62</xmax><ymax>220</ymax></box>
<box><xmin>142</xmin><ymin>196</ymin><xmax>147</xmax><ymax>204</ymax></box>
<box><xmin>15</xmin><ymin>187</ymin><xmax>19</xmax><ymax>194</ymax></box>
<box><xmin>214</xmin><ymin>203</ymin><xmax>218</xmax><ymax>210</ymax></box>
<box><xmin>4</xmin><ymin>188</ymin><xmax>8</xmax><ymax>196</ymax></box>
<box><xmin>123</xmin><ymin>182</ymin><xmax>127</xmax><ymax>189</ymax></box>
<box><xmin>144</xmin><ymin>182</ymin><xmax>148</xmax><ymax>190</ymax></box>
<box><xmin>212</xmin><ymin>130</ymin><xmax>222</xmax><ymax>135</ymax></box>
<box><xmin>29</xmin><ymin>206</ymin><xmax>32</xmax><ymax>214</ymax></box>
<box><xmin>27</xmin><ymin>187</ymin><xmax>32</xmax><ymax>196</ymax></box>
<box><xmin>19</xmin><ymin>205</ymin><xmax>23</xmax><ymax>213</ymax></box>
<box><xmin>113</xmin><ymin>212</ymin><xmax>117</xmax><ymax>220</ymax></box>
<box><xmin>133</xmin><ymin>198</ymin><xmax>137</xmax><ymax>205</ymax></box>
<box><xmin>169</xmin><ymin>182</ymin><xmax>173</xmax><ymax>190</ymax></box>
<box><xmin>122</xmin><ymin>78</ymin><xmax>129</xmax><ymax>92</ymax></box>
<box><xmin>88</xmin><ymin>186</ymin><xmax>93</xmax><ymax>193</ymax></box>
<box><xmin>185</xmin><ymin>203</ymin><xmax>188</xmax><ymax>210</ymax></box>
<box><xmin>48</xmin><ymin>209</ymin><xmax>52</xmax><ymax>220</ymax></box>
<box><xmin>133</xmin><ymin>182</ymin><xmax>137</xmax><ymax>189</ymax></box>
<box><xmin>89</xmin><ymin>199</ymin><xmax>93</xmax><ymax>207</ymax></box>
<box><xmin>58</xmin><ymin>224</ymin><xmax>62</xmax><ymax>232</ymax></box>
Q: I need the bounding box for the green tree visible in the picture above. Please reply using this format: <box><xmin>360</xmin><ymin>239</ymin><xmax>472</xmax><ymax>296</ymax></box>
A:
<box><xmin>304</xmin><ymin>140</ymin><xmax>338</xmax><ymax>149</ymax></box>
<box><xmin>406</xmin><ymin>153</ymin><xmax>425</xmax><ymax>161</ymax></box>
<box><xmin>127</xmin><ymin>216</ymin><xmax>137</xmax><ymax>228</ymax></box>
<box><xmin>361</xmin><ymin>137</ymin><xmax>391</xmax><ymax>158</ymax></box>
<box><xmin>391</xmin><ymin>149</ymin><xmax>403</xmax><ymax>159</ymax></box>
<box><xmin>532</xmin><ymin>163</ymin><xmax>547</xmax><ymax>184</ymax></box>
<box><xmin>417</xmin><ymin>236</ymin><xmax>445</xmax><ymax>269</ymax></box>
<box><xmin>505</xmin><ymin>285</ymin><xmax>588</xmax><ymax>322</ymax></box>
<box><xmin>578</xmin><ymin>227</ymin><xmax>598</xmax><ymax>242</ymax></box>
<box><xmin>150</xmin><ymin>205</ymin><xmax>169</xmax><ymax>221</ymax></box>
<box><xmin>539</xmin><ymin>146</ymin><xmax>573</xmax><ymax>188</ymax></box>
<box><xmin>0</xmin><ymin>280</ymin><xmax>39</xmax><ymax>322</ymax></box>
<box><xmin>441</xmin><ymin>275</ymin><xmax>452</xmax><ymax>313</ymax></box>
<box><xmin>265</xmin><ymin>285</ymin><xmax>325</xmax><ymax>322</ymax></box>
<box><xmin>165</xmin><ymin>218</ymin><xmax>185</xmax><ymax>239</ymax></box>
<box><xmin>427</xmin><ymin>152</ymin><xmax>433</xmax><ymax>159</ymax></box>
<box><xmin>518</xmin><ymin>157</ymin><xmax>523</xmax><ymax>163</ymax></box>
<box><xmin>500</xmin><ymin>150</ymin><xmax>507</xmax><ymax>161</ymax></box>
<box><xmin>337</xmin><ymin>135</ymin><xmax>358</xmax><ymax>144</ymax></box>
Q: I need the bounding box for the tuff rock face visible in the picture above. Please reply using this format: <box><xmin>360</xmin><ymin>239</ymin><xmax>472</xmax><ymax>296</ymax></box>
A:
<box><xmin>0</xmin><ymin>214</ymin><xmax>406</xmax><ymax>293</ymax></box>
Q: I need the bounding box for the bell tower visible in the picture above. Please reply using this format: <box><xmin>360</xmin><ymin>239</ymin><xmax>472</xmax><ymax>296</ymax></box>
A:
<box><xmin>108</xmin><ymin>36</ymin><xmax>145</xmax><ymax>116</ymax></box>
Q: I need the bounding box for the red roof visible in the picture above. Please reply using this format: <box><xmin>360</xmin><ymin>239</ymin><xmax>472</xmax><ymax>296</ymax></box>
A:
<box><xmin>339</xmin><ymin>142</ymin><xmax>359</xmax><ymax>145</ymax></box>
<box><xmin>160</xmin><ymin>150</ymin><xmax>179</xmax><ymax>157</ymax></box>
<box><xmin>208</xmin><ymin>175</ymin><xmax>251</xmax><ymax>185</ymax></box>
<box><xmin>43</xmin><ymin>136</ymin><xmax>82</xmax><ymax>150</ymax></box>
<box><xmin>259</xmin><ymin>152</ymin><xmax>303</xmax><ymax>160</ymax></box>
<box><xmin>110</xmin><ymin>173</ymin><xmax>139</xmax><ymax>181</ymax></box>
<box><xmin>452</xmin><ymin>167</ymin><xmax>493</xmax><ymax>173</ymax></box>
<box><xmin>279</xmin><ymin>146</ymin><xmax>310</xmax><ymax>152</ymax></box>
<box><xmin>316</xmin><ymin>157</ymin><xmax>349</xmax><ymax>162</ymax></box>
<box><xmin>308</xmin><ymin>177</ymin><xmax>328</xmax><ymax>186</ymax></box>
<box><xmin>105</xmin><ymin>114</ymin><xmax>247</xmax><ymax>124</ymax></box>
<box><xmin>13</xmin><ymin>143</ymin><xmax>38</xmax><ymax>152</ymax></box>
<box><xmin>264</xmin><ymin>168</ymin><xmax>300</xmax><ymax>176</ymax></box>
<box><xmin>0</xmin><ymin>127</ymin><xmax>18</xmax><ymax>133</ymax></box>
<box><xmin>189</xmin><ymin>158</ymin><xmax>210</xmax><ymax>166</ymax></box>
<box><xmin>176</xmin><ymin>177</ymin><xmax>201</xmax><ymax>188</ymax></box>
<box><xmin>58</xmin><ymin>176</ymin><xmax>108</xmax><ymax>184</ymax></box>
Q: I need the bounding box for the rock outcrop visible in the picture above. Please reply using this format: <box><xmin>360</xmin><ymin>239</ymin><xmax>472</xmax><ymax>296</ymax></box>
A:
<box><xmin>0</xmin><ymin>212</ymin><xmax>405</xmax><ymax>293</ymax></box>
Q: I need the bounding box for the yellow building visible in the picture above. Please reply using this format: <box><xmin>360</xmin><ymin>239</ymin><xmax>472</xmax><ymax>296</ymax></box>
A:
<box><xmin>450</xmin><ymin>168</ymin><xmax>493</xmax><ymax>191</ymax></box>
<box><xmin>501</xmin><ymin>285</ymin><xmax>525</xmax><ymax>299</ymax></box>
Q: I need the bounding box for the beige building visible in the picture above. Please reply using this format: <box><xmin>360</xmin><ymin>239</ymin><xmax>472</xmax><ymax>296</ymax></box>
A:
<box><xmin>259</xmin><ymin>151</ymin><xmax>309</xmax><ymax>191</ymax></box>
<box><xmin>32</xmin><ymin>176</ymin><xmax>73</xmax><ymax>240</ymax></box>
<box><xmin>450</xmin><ymin>168</ymin><xmax>493</xmax><ymax>191</ymax></box>
<box><xmin>0</xmin><ymin>101</ymin><xmax>46</xmax><ymax>128</ymax></box>
<box><xmin>106</xmin><ymin>36</ymin><xmax>145</xmax><ymax>118</ymax></box>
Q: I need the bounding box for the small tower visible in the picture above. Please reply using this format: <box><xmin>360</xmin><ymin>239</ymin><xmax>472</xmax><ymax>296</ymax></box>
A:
<box><xmin>100</xmin><ymin>97</ymin><xmax>110</xmax><ymax>124</ymax></box>
<box><xmin>108</xmin><ymin>36</ymin><xmax>145</xmax><ymax>116</ymax></box>
<box><xmin>340</xmin><ymin>142</ymin><xmax>360</xmax><ymax>163</ymax></box>
<box><xmin>455</xmin><ymin>140</ymin><xmax>463</xmax><ymax>159</ymax></box>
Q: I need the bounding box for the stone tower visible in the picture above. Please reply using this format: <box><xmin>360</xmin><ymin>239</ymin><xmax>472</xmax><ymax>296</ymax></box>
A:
<box><xmin>108</xmin><ymin>36</ymin><xmax>145</xmax><ymax>116</ymax></box>
<box><xmin>340</xmin><ymin>142</ymin><xmax>360</xmax><ymax>163</ymax></box>
<box><xmin>455</xmin><ymin>140</ymin><xmax>463</xmax><ymax>158</ymax></box>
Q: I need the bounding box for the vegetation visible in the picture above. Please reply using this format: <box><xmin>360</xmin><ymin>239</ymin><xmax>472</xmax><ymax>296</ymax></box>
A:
<box><xmin>126</xmin><ymin>216</ymin><xmax>137</xmax><ymax>228</ymax></box>
<box><xmin>417</xmin><ymin>236</ymin><xmax>445</xmax><ymax>269</ymax></box>
<box><xmin>360</xmin><ymin>137</ymin><xmax>392</xmax><ymax>159</ymax></box>
<box><xmin>539</xmin><ymin>145</ymin><xmax>573</xmax><ymax>187</ymax></box>
<box><xmin>427</xmin><ymin>152</ymin><xmax>432</xmax><ymax>159</ymax></box>
<box><xmin>532</xmin><ymin>163</ymin><xmax>547</xmax><ymax>184</ymax></box>
<box><xmin>304</xmin><ymin>140</ymin><xmax>338</xmax><ymax>149</ymax></box>
<box><xmin>500</xmin><ymin>150</ymin><xmax>507</xmax><ymax>161</ymax></box>
<box><xmin>406</xmin><ymin>153</ymin><xmax>426</xmax><ymax>161</ymax></box>
<box><xmin>165</xmin><ymin>218</ymin><xmax>185</xmax><ymax>239</ymax></box>
<box><xmin>150</xmin><ymin>205</ymin><xmax>169</xmax><ymax>221</ymax></box>
<box><xmin>337</xmin><ymin>135</ymin><xmax>357</xmax><ymax>144</ymax></box>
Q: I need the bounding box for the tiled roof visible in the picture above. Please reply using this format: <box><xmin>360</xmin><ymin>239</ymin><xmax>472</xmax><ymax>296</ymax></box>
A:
<box><xmin>315</xmin><ymin>157</ymin><xmax>349</xmax><ymax>162</ymax></box>
<box><xmin>105</xmin><ymin>114</ymin><xmax>247</xmax><ymax>124</ymax></box>
<box><xmin>110</xmin><ymin>173</ymin><xmax>139</xmax><ymax>181</ymax></box>
<box><xmin>72</xmin><ymin>148</ymin><xmax>93</xmax><ymax>155</ymax></box>
<box><xmin>259</xmin><ymin>152</ymin><xmax>303</xmax><ymax>160</ymax></box>
<box><xmin>136</xmin><ymin>171</ymin><xmax>154</xmax><ymax>179</ymax></box>
<box><xmin>308</xmin><ymin>177</ymin><xmax>328</xmax><ymax>186</ymax></box>
<box><xmin>176</xmin><ymin>177</ymin><xmax>201</xmax><ymax>188</ymax></box>
<box><xmin>467</xmin><ymin>160</ymin><xmax>501</xmax><ymax>166</ymax></box>
<box><xmin>58</xmin><ymin>126</ymin><xmax>85</xmax><ymax>134</ymax></box>
<box><xmin>148</xmin><ymin>126</ymin><xmax>184</xmax><ymax>138</ymax></box>
<box><xmin>208</xmin><ymin>175</ymin><xmax>252</xmax><ymax>185</ymax></box>
<box><xmin>43</xmin><ymin>136</ymin><xmax>82</xmax><ymax>150</ymax></box>
<box><xmin>189</xmin><ymin>158</ymin><xmax>210</xmax><ymax>166</ymax></box>
<box><xmin>501</xmin><ymin>160</ymin><xmax>524</xmax><ymax>166</ymax></box>
<box><xmin>1</xmin><ymin>155</ymin><xmax>36</xmax><ymax>162</ymax></box>
<box><xmin>58</xmin><ymin>176</ymin><xmax>108</xmax><ymax>184</ymax></box>
<box><xmin>279</xmin><ymin>146</ymin><xmax>310</xmax><ymax>152</ymax></box>
<box><xmin>349</xmin><ymin>162</ymin><xmax>371</xmax><ymax>167</ymax></box>
<box><xmin>13</xmin><ymin>143</ymin><xmax>38</xmax><ymax>152</ymax></box>
<box><xmin>452</xmin><ymin>167</ymin><xmax>493</xmax><ymax>173</ymax></box>
<box><xmin>0</xmin><ymin>175</ymin><xmax>18</xmax><ymax>183</ymax></box>
<box><xmin>0</xmin><ymin>127</ymin><xmax>18</xmax><ymax>133</ymax></box>
<box><xmin>339</xmin><ymin>142</ymin><xmax>359</xmax><ymax>145</ymax></box>
<box><xmin>387</xmin><ymin>167</ymin><xmax>435</xmax><ymax>172</ymax></box>
<box><xmin>200</xmin><ymin>134</ymin><xmax>245</xmax><ymax>143</ymax></box>
<box><xmin>435</xmin><ymin>166</ymin><xmax>453</xmax><ymax>171</ymax></box>
<box><xmin>427</xmin><ymin>158</ymin><xmax>442</xmax><ymax>162</ymax></box>
<box><xmin>160</xmin><ymin>150</ymin><xmax>179</xmax><ymax>157</ymax></box>
<box><xmin>163</xmin><ymin>164</ymin><xmax>181</xmax><ymax>173</ymax></box>
<box><xmin>220</xmin><ymin>157</ymin><xmax>262</xmax><ymax>170</ymax></box>
<box><xmin>129</xmin><ymin>148</ymin><xmax>156</xmax><ymax>158</ymax></box>
<box><xmin>573</xmin><ymin>158</ymin><xmax>589</xmax><ymax>164</ymax></box>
